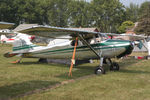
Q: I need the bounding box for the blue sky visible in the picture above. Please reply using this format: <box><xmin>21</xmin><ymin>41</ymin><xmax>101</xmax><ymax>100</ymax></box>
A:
<box><xmin>86</xmin><ymin>0</ymin><xmax>150</xmax><ymax>6</ymax></box>
<box><xmin>120</xmin><ymin>0</ymin><xmax>150</xmax><ymax>6</ymax></box>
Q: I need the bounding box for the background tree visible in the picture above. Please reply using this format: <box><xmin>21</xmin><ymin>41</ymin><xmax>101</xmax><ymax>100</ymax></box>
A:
<box><xmin>125</xmin><ymin>3</ymin><xmax>139</xmax><ymax>22</ymax></box>
<box><xmin>135</xmin><ymin>1</ymin><xmax>150</xmax><ymax>35</ymax></box>
<box><xmin>67</xmin><ymin>0</ymin><xmax>90</xmax><ymax>27</ymax></box>
<box><xmin>13</xmin><ymin>0</ymin><xmax>44</xmax><ymax>24</ymax></box>
<box><xmin>47</xmin><ymin>0</ymin><xmax>71</xmax><ymax>27</ymax></box>
<box><xmin>0</xmin><ymin>0</ymin><xmax>15</xmax><ymax>23</ymax></box>
<box><xmin>0</xmin><ymin>0</ymin><xmax>127</xmax><ymax>31</ymax></box>
<box><xmin>90</xmin><ymin>0</ymin><xmax>125</xmax><ymax>33</ymax></box>
<box><xmin>117</xmin><ymin>21</ymin><xmax>134</xmax><ymax>33</ymax></box>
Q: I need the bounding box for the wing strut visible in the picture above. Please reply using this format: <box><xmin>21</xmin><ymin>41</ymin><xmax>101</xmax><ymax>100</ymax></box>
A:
<box><xmin>78</xmin><ymin>34</ymin><xmax>101</xmax><ymax>59</ymax></box>
<box><xmin>68</xmin><ymin>37</ymin><xmax>78</xmax><ymax>77</ymax></box>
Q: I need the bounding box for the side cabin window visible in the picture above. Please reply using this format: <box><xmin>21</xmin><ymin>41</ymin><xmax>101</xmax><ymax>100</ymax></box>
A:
<box><xmin>90</xmin><ymin>34</ymin><xmax>102</xmax><ymax>44</ymax></box>
<box><xmin>70</xmin><ymin>34</ymin><xmax>109</xmax><ymax>46</ymax></box>
<box><xmin>71</xmin><ymin>40</ymin><xmax>84</xmax><ymax>46</ymax></box>
<box><xmin>71</xmin><ymin>40</ymin><xmax>78</xmax><ymax>46</ymax></box>
<box><xmin>90</xmin><ymin>34</ymin><xmax>109</xmax><ymax>44</ymax></box>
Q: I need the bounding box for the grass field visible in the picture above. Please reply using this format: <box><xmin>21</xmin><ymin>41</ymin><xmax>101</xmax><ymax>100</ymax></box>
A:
<box><xmin>0</xmin><ymin>44</ymin><xmax>150</xmax><ymax>100</ymax></box>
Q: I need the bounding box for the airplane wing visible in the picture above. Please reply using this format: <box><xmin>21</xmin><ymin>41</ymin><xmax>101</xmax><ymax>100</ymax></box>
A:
<box><xmin>18</xmin><ymin>25</ymin><xmax>101</xmax><ymax>39</ymax></box>
<box><xmin>0</xmin><ymin>22</ymin><xmax>15</xmax><ymax>29</ymax></box>
<box><xmin>18</xmin><ymin>25</ymin><xmax>149</xmax><ymax>41</ymax></box>
<box><xmin>0</xmin><ymin>30</ymin><xmax>17</xmax><ymax>35</ymax></box>
<box><xmin>0</xmin><ymin>22</ymin><xmax>15</xmax><ymax>35</ymax></box>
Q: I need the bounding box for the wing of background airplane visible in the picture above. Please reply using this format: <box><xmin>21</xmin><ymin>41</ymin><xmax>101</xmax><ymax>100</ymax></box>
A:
<box><xmin>0</xmin><ymin>22</ymin><xmax>15</xmax><ymax>35</ymax></box>
<box><xmin>0</xmin><ymin>31</ymin><xmax>16</xmax><ymax>35</ymax></box>
<box><xmin>0</xmin><ymin>22</ymin><xmax>15</xmax><ymax>29</ymax></box>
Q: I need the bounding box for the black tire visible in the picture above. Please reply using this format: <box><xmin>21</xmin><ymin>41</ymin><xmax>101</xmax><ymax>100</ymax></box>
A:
<box><xmin>110</xmin><ymin>62</ymin><xmax>119</xmax><ymax>71</ymax></box>
<box><xmin>95</xmin><ymin>67</ymin><xmax>105</xmax><ymax>75</ymax></box>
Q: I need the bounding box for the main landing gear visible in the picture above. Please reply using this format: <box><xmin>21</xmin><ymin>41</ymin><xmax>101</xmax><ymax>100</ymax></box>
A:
<box><xmin>94</xmin><ymin>58</ymin><xmax>120</xmax><ymax>75</ymax></box>
<box><xmin>107</xmin><ymin>58</ymin><xmax>119</xmax><ymax>71</ymax></box>
<box><xmin>95</xmin><ymin>58</ymin><xmax>105</xmax><ymax>75</ymax></box>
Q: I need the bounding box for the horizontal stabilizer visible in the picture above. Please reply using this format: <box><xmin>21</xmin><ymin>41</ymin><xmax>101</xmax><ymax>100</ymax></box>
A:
<box><xmin>4</xmin><ymin>52</ymin><xmax>18</xmax><ymax>58</ymax></box>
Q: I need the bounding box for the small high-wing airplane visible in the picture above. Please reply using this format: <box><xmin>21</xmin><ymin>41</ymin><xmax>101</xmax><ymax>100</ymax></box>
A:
<box><xmin>0</xmin><ymin>22</ymin><xmax>15</xmax><ymax>43</ymax></box>
<box><xmin>0</xmin><ymin>35</ymin><xmax>15</xmax><ymax>44</ymax></box>
<box><xmin>3</xmin><ymin>25</ymin><xmax>139</xmax><ymax>76</ymax></box>
<box><xmin>0</xmin><ymin>22</ymin><xmax>35</xmax><ymax>44</ymax></box>
<box><xmin>0</xmin><ymin>33</ymin><xmax>35</xmax><ymax>44</ymax></box>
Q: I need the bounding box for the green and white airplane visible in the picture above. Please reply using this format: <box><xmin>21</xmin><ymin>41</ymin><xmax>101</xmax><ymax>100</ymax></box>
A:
<box><xmin>3</xmin><ymin>25</ymin><xmax>138</xmax><ymax>75</ymax></box>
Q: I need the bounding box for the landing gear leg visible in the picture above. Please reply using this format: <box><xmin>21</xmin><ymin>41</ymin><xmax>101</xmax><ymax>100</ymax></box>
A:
<box><xmin>95</xmin><ymin>57</ymin><xmax>105</xmax><ymax>75</ymax></box>
<box><xmin>108</xmin><ymin>58</ymin><xmax>120</xmax><ymax>71</ymax></box>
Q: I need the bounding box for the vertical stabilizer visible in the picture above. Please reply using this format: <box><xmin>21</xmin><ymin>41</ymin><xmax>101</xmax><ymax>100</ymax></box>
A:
<box><xmin>0</xmin><ymin>35</ymin><xmax>7</xmax><ymax>43</ymax></box>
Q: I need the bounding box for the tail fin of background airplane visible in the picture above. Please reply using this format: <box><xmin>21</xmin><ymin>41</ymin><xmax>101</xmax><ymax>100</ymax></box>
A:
<box><xmin>12</xmin><ymin>33</ymin><xmax>38</xmax><ymax>53</ymax></box>
<box><xmin>0</xmin><ymin>35</ymin><xmax>8</xmax><ymax>43</ymax></box>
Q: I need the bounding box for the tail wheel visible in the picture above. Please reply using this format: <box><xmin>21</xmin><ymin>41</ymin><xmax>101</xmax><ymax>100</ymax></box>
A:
<box><xmin>110</xmin><ymin>62</ymin><xmax>119</xmax><ymax>71</ymax></box>
<box><xmin>95</xmin><ymin>66</ymin><xmax>105</xmax><ymax>75</ymax></box>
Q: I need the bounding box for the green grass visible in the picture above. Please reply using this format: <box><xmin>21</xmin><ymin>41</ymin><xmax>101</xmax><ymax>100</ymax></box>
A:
<box><xmin>0</xmin><ymin>44</ymin><xmax>150</xmax><ymax>100</ymax></box>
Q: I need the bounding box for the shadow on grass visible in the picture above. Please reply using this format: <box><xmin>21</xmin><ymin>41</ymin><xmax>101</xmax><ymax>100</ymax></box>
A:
<box><xmin>117</xmin><ymin>58</ymin><xmax>150</xmax><ymax>74</ymax></box>
<box><xmin>14</xmin><ymin>58</ymin><xmax>150</xmax><ymax>77</ymax></box>
<box><xmin>16</xmin><ymin>61</ymin><xmax>68</xmax><ymax>67</ymax></box>
<box><xmin>55</xmin><ymin>65</ymin><xmax>95</xmax><ymax>79</ymax></box>
<box><xmin>0</xmin><ymin>80</ymin><xmax>59</xmax><ymax>100</ymax></box>
<box><xmin>14</xmin><ymin>60</ymin><xmax>95</xmax><ymax>78</ymax></box>
<box><xmin>20</xmin><ymin>61</ymin><xmax>96</xmax><ymax>79</ymax></box>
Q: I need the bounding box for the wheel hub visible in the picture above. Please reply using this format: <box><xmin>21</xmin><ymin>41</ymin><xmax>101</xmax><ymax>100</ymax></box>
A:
<box><xmin>97</xmin><ymin>69</ymin><xmax>102</xmax><ymax>74</ymax></box>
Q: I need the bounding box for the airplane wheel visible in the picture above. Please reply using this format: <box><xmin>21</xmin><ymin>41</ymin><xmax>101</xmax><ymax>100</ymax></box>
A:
<box><xmin>110</xmin><ymin>62</ymin><xmax>119</xmax><ymax>71</ymax></box>
<box><xmin>95</xmin><ymin>67</ymin><xmax>105</xmax><ymax>75</ymax></box>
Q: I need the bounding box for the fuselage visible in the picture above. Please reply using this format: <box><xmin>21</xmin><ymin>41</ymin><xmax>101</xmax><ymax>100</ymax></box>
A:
<box><xmin>21</xmin><ymin>39</ymin><xmax>134</xmax><ymax>60</ymax></box>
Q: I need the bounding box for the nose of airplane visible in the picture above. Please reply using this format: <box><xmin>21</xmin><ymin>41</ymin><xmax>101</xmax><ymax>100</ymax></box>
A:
<box><xmin>130</xmin><ymin>41</ymin><xmax>135</xmax><ymax>48</ymax></box>
<box><xmin>117</xmin><ymin>41</ymin><xmax>134</xmax><ymax>58</ymax></box>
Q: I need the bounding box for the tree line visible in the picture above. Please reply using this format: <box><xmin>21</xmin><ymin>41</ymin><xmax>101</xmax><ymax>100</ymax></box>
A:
<box><xmin>0</xmin><ymin>0</ymin><xmax>149</xmax><ymax>34</ymax></box>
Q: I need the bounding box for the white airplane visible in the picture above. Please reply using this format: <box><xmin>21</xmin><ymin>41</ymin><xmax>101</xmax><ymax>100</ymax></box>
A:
<box><xmin>2</xmin><ymin>25</ymin><xmax>134</xmax><ymax>75</ymax></box>
<box><xmin>0</xmin><ymin>33</ymin><xmax>35</xmax><ymax>44</ymax></box>
<box><xmin>0</xmin><ymin>35</ymin><xmax>15</xmax><ymax>44</ymax></box>
<box><xmin>1</xmin><ymin>25</ymin><xmax>150</xmax><ymax>76</ymax></box>
<box><xmin>0</xmin><ymin>22</ymin><xmax>35</xmax><ymax>44</ymax></box>
<box><xmin>0</xmin><ymin>22</ymin><xmax>15</xmax><ymax>43</ymax></box>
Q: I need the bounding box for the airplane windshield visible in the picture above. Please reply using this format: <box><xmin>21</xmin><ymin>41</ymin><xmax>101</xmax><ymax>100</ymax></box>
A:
<box><xmin>99</xmin><ymin>34</ymin><xmax>110</xmax><ymax>41</ymax></box>
<box><xmin>89</xmin><ymin>34</ymin><xmax>110</xmax><ymax>44</ymax></box>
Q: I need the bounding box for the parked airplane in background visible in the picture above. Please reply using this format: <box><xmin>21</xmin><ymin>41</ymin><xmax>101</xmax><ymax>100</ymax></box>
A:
<box><xmin>0</xmin><ymin>22</ymin><xmax>35</xmax><ymax>44</ymax></box>
<box><xmin>0</xmin><ymin>21</ymin><xmax>15</xmax><ymax>43</ymax></box>
<box><xmin>0</xmin><ymin>33</ymin><xmax>35</xmax><ymax>44</ymax></box>
<box><xmin>0</xmin><ymin>35</ymin><xmax>15</xmax><ymax>44</ymax></box>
